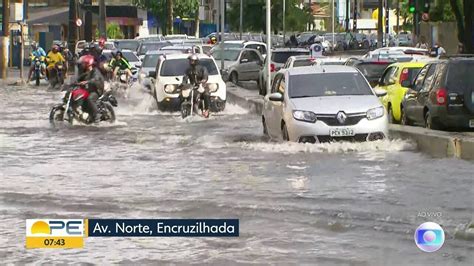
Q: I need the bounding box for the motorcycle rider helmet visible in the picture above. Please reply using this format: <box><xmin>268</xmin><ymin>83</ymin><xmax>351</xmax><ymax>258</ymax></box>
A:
<box><xmin>115</xmin><ymin>51</ymin><xmax>123</xmax><ymax>59</ymax></box>
<box><xmin>52</xmin><ymin>44</ymin><xmax>60</xmax><ymax>53</ymax></box>
<box><xmin>98</xmin><ymin>37</ymin><xmax>106</xmax><ymax>49</ymax></box>
<box><xmin>210</xmin><ymin>36</ymin><xmax>217</xmax><ymax>44</ymax></box>
<box><xmin>188</xmin><ymin>54</ymin><xmax>199</xmax><ymax>66</ymax></box>
<box><xmin>31</xmin><ymin>41</ymin><xmax>38</xmax><ymax>49</ymax></box>
<box><xmin>77</xmin><ymin>55</ymin><xmax>95</xmax><ymax>75</ymax></box>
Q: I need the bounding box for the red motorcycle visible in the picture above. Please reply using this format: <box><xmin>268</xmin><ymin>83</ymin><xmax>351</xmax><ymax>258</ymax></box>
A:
<box><xmin>49</xmin><ymin>83</ymin><xmax>117</xmax><ymax>127</ymax></box>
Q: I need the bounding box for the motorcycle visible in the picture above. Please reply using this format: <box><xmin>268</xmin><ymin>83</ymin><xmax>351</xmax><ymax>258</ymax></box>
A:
<box><xmin>49</xmin><ymin>62</ymin><xmax>65</xmax><ymax>90</ymax></box>
<box><xmin>30</xmin><ymin>56</ymin><xmax>46</xmax><ymax>86</ymax></box>
<box><xmin>49</xmin><ymin>83</ymin><xmax>117</xmax><ymax>127</ymax></box>
<box><xmin>179</xmin><ymin>83</ymin><xmax>206</xmax><ymax>119</ymax></box>
<box><xmin>111</xmin><ymin>68</ymin><xmax>138</xmax><ymax>98</ymax></box>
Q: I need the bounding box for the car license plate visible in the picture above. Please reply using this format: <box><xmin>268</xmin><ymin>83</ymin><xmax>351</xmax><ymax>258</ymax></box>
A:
<box><xmin>470</xmin><ymin>119</ymin><xmax>474</xmax><ymax>128</ymax></box>
<box><xmin>329</xmin><ymin>128</ymin><xmax>355</xmax><ymax>137</ymax></box>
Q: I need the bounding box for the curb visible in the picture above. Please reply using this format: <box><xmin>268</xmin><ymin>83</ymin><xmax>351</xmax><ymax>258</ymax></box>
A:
<box><xmin>226</xmin><ymin>84</ymin><xmax>474</xmax><ymax>161</ymax></box>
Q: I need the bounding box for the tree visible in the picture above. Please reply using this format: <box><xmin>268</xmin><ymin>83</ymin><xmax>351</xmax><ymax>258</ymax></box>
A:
<box><xmin>227</xmin><ymin>0</ymin><xmax>312</xmax><ymax>33</ymax></box>
<box><xmin>133</xmin><ymin>0</ymin><xmax>168</xmax><ymax>34</ymax></box>
<box><xmin>449</xmin><ymin>0</ymin><xmax>473</xmax><ymax>53</ymax></box>
<box><xmin>174</xmin><ymin>0</ymin><xmax>200</xmax><ymax>37</ymax></box>
<box><xmin>95</xmin><ymin>23</ymin><xmax>124</xmax><ymax>39</ymax></box>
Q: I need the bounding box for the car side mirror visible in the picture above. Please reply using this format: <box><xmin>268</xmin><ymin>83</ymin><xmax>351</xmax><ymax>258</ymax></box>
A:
<box><xmin>149</xmin><ymin>71</ymin><xmax>156</xmax><ymax>78</ymax></box>
<box><xmin>269</xmin><ymin>92</ymin><xmax>284</xmax><ymax>102</ymax></box>
<box><xmin>240</xmin><ymin>58</ymin><xmax>249</xmax><ymax>63</ymax></box>
<box><xmin>374</xmin><ymin>88</ymin><xmax>387</xmax><ymax>97</ymax></box>
<box><xmin>401</xmin><ymin>79</ymin><xmax>412</xmax><ymax>88</ymax></box>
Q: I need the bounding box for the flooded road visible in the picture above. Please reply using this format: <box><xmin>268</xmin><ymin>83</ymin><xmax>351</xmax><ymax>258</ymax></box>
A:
<box><xmin>0</xmin><ymin>86</ymin><xmax>473</xmax><ymax>265</ymax></box>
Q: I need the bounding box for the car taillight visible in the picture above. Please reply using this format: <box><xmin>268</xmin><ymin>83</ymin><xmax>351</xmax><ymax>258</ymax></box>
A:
<box><xmin>270</xmin><ymin>63</ymin><xmax>276</xmax><ymax>72</ymax></box>
<box><xmin>436</xmin><ymin>88</ymin><xmax>447</xmax><ymax>105</ymax></box>
<box><xmin>400</xmin><ymin>68</ymin><xmax>409</xmax><ymax>84</ymax></box>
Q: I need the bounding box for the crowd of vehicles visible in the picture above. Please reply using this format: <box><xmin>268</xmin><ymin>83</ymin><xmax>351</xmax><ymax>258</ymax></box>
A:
<box><xmin>36</xmin><ymin>31</ymin><xmax>472</xmax><ymax>138</ymax></box>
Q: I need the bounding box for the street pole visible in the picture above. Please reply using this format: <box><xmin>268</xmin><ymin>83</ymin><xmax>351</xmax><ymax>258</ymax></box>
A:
<box><xmin>385</xmin><ymin>0</ymin><xmax>389</xmax><ymax>47</ymax></box>
<box><xmin>345</xmin><ymin>0</ymin><xmax>349</xmax><ymax>32</ymax></box>
<box><xmin>1</xmin><ymin>0</ymin><xmax>10</xmax><ymax>80</ymax></box>
<box><xmin>377</xmin><ymin>0</ymin><xmax>383</xmax><ymax>48</ymax></box>
<box><xmin>353</xmin><ymin>0</ymin><xmax>357</xmax><ymax>32</ymax></box>
<box><xmin>68</xmin><ymin>0</ymin><xmax>77</xmax><ymax>54</ymax></box>
<box><xmin>283</xmin><ymin>0</ymin><xmax>286</xmax><ymax>45</ymax></box>
<box><xmin>20</xmin><ymin>23</ymin><xmax>24</xmax><ymax>84</ymax></box>
<box><xmin>396</xmin><ymin>0</ymin><xmax>400</xmax><ymax>35</ymax></box>
<box><xmin>220</xmin><ymin>0</ymin><xmax>224</xmax><ymax>71</ymax></box>
<box><xmin>265</xmin><ymin>0</ymin><xmax>271</xmax><ymax>96</ymax></box>
<box><xmin>98</xmin><ymin>0</ymin><xmax>106</xmax><ymax>39</ymax></box>
<box><xmin>332</xmin><ymin>0</ymin><xmax>335</xmax><ymax>45</ymax></box>
<box><xmin>239</xmin><ymin>0</ymin><xmax>243</xmax><ymax>40</ymax></box>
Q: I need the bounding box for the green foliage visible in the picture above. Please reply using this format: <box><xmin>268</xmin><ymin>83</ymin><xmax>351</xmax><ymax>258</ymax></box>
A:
<box><xmin>174</xmin><ymin>0</ymin><xmax>200</xmax><ymax>18</ymax></box>
<box><xmin>430</xmin><ymin>0</ymin><xmax>458</xmax><ymax>22</ymax></box>
<box><xmin>227</xmin><ymin>0</ymin><xmax>312</xmax><ymax>33</ymax></box>
<box><xmin>95</xmin><ymin>23</ymin><xmax>124</xmax><ymax>39</ymax></box>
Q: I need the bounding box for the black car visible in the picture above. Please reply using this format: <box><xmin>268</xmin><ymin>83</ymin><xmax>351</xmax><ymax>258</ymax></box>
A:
<box><xmin>401</xmin><ymin>57</ymin><xmax>474</xmax><ymax>130</ymax></box>
<box><xmin>345</xmin><ymin>58</ymin><xmax>394</xmax><ymax>87</ymax></box>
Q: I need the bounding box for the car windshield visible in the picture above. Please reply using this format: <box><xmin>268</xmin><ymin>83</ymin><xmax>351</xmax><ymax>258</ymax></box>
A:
<box><xmin>355</xmin><ymin>63</ymin><xmax>392</xmax><ymax>78</ymax></box>
<box><xmin>289</xmin><ymin>73</ymin><xmax>373</xmax><ymax>98</ymax></box>
<box><xmin>122</xmin><ymin>51</ymin><xmax>139</xmax><ymax>62</ymax></box>
<box><xmin>116</xmin><ymin>41</ymin><xmax>140</xmax><ymax>51</ymax></box>
<box><xmin>320</xmin><ymin>61</ymin><xmax>345</xmax><ymax>66</ymax></box>
<box><xmin>143</xmin><ymin>54</ymin><xmax>160</xmax><ymax>68</ymax></box>
<box><xmin>212</xmin><ymin>50</ymin><xmax>240</xmax><ymax>61</ymax></box>
<box><xmin>272</xmin><ymin>51</ymin><xmax>309</xmax><ymax>64</ymax></box>
<box><xmin>139</xmin><ymin>42</ymin><xmax>171</xmax><ymax>55</ymax></box>
<box><xmin>293</xmin><ymin>59</ymin><xmax>313</xmax><ymax>67</ymax></box>
<box><xmin>403</xmin><ymin>67</ymin><xmax>422</xmax><ymax>83</ymax></box>
<box><xmin>246</xmin><ymin>44</ymin><xmax>266</xmax><ymax>54</ymax></box>
<box><xmin>447</xmin><ymin>61</ymin><xmax>474</xmax><ymax>93</ymax></box>
<box><xmin>160</xmin><ymin>58</ymin><xmax>219</xmax><ymax>76</ymax></box>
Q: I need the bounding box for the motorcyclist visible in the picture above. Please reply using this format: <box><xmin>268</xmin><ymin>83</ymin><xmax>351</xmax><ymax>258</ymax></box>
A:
<box><xmin>61</xmin><ymin>42</ymin><xmax>74</xmax><ymax>78</ymax></box>
<box><xmin>76</xmin><ymin>55</ymin><xmax>106</xmax><ymax>123</ymax></box>
<box><xmin>109</xmin><ymin>51</ymin><xmax>133</xmax><ymax>81</ymax></box>
<box><xmin>46</xmin><ymin>44</ymin><xmax>66</xmax><ymax>84</ymax></box>
<box><xmin>28</xmin><ymin>42</ymin><xmax>46</xmax><ymax>81</ymax></box>
<box><xmin>183</xmin><ymin>54</ymin><xmax>210</xmax><ymax>118</ymax></box>
<box><xmin>210</xmin><ymin>36</ymin><xmax>218</xmax><ymax>45</ymax></box>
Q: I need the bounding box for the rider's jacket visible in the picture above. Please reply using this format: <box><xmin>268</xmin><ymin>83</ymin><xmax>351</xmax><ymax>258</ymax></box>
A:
<box><xmin>109</xmin><ymin>57</ymin><xmax>132</xmax><ymax>71</ymax></box>
<box><xmin>46</xmin><ymin>51</ymin><xmax>65</xmax><ymax>68</ymax></box>
<box><xmin>31</xmin><ymin>47</ymin><xmax>46</xmax><ymax>58</ymax></box>
<box><xmin>78</xmin><ymin>68</ymin><xmax>105</xmax><ymax>95</ymax></box>
<box><xmin>183</xmin><ymin>65</ymin><xmax>208</xmax><ymax>86</ymax></box>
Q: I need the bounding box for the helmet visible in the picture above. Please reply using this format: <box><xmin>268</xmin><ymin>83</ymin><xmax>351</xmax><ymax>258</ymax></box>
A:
<box><xmin>78</xmin><ymin>55</ymin><xmax>95</xmax><ymax>70</ymax></box>
<box><xmin>31</xmin><ymin>41</ymin><xmax>37</xmax><ymax>49</ymax></box>
<box><xmin>52</xmin><ymin>44</ymin><xmax>60</xmax><ymax>52</ymax></box>
<box><xmin>188</xmin><ymin>54</ymin><xmax>199</xmax><ymax>65</ymax></box>
<box><xmin>115</xmin><ymin>51</ymin><xmax>123</xmax><ymax>58</ymax></box>
<box><xmin>98</xmin><ymin>37</ymin><xmax>106</xmax><ymax>48</ymax></box>
<box><xmin>210</xmin><ymin>36</ymin><xmax>217</xmax><ymax>44</ymax></box>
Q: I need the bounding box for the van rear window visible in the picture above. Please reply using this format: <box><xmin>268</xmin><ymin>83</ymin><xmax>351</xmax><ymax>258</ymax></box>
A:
<box><xmin>447</xmin><ymin>62</ymin><xmax>474</xmax><ymax>93</ymax></box>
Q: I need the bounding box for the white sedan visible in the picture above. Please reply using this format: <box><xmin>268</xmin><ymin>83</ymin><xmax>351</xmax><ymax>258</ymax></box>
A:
<box><xmin>152</xmin><ymin>54</ymin><xmax>226</xmax><ymax>112</ymax></box>
<box><xmin>262</xmin><ymin>66</ymin><xmax>388</xmax><ymax>143</ymax></box>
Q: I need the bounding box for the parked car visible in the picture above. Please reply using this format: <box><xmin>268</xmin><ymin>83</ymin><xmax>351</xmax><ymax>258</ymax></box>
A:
<box><xmin>152</xmin><ymin>53</ymin><xmax>226</xmax><ymax>112</ymax></box>
<box><xmin>345</xmin><ymin>58</ymin><xmax>395</xmax><ymax>87</ymax></box>
<box><xmin>282</xmin><ymin>55</ymin><xmax>315</xmax><ymax>69</ymax></box>
<box><xmin>212</xmin><ymin>48</ymin><xmax>263</xmax><ymax>84</ymax></box>
<box><xmin>401</xmin><ymin>56</ymin><xmax>474</xmax><ymax>130</ymax></box>
<box><xmin>114</xmin><ymin>39</ymin><xmax>141</xmax><ymax>52</ymax></box>
<box><xmin>258</xmin><ymin>48</ymin><xmax>310</xmax><ymax>95</ymax></box>
<box><xmin>138</xmin><ymin>51</ymin><xmax>164</xmax><ymax>91</ymax></box>
<box><xmin>375</xmin><ymin>62</ymin><xmax>426</xmax><ymax>123</ymax></box>
<box><xmin>262</xmin><ymin>65</ymin><xmax>388</xmax><ymax>143</ymax></box>
<box><xmin>137</xmin><ymin>41</ymin><xmax>172</xmax><ymax>60</ymax></box>
<box><xmin>210</xmin><ymin>40</ymin><xmax>267</xmax><ymax>57</ymax></box>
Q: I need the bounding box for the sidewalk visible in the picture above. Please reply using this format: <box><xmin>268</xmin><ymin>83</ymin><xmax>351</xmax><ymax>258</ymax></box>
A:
<box><xmin>0</xmin><ymin>68</ymin><xmax>28</xmax><ymax>87</ymax></box>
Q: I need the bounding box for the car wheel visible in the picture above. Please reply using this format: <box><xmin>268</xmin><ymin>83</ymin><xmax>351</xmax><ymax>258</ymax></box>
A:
<box><xmin>230</xmin><ymin>72</ymin><xmax>238</xmax><ymax>85</ymax></box>
<box><xmin>282</xmin><ymin>123</ymin><xmax>290</xmax><ymax>141</ymax></box>
<box><xmin>262</xmin><ymin>116</ymin><xmax>269</xmax><ymax>136</ymax></box>
<box><xmin>400</xmin><ymin>106</ymin><xmax>412</xmax><ymax>126</ymax></box>
<box><xmin>388</xmin><ymin>105</ymin><xmax>398</xmax><ymax>124</ymax></box>
<box><xmin>425</xmin><ymin>111</ymin><xmax>440</xmax><ymax>130</ymax></box>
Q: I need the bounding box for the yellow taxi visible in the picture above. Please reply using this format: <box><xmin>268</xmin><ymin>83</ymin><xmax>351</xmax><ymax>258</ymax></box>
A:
<box><xmin>375</xmin><ymin>62</ymin><xmax>426</xmax><ymax>123</ymax></box>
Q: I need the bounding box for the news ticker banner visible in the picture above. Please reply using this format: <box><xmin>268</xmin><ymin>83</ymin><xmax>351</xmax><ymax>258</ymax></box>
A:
<box><xmin>26</xmin><ymin>219</ymin><xmax>239</xmax><ymax>249</ymax></box>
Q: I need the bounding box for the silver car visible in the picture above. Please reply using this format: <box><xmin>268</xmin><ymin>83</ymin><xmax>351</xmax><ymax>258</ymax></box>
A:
<box><xmin>212</xmin><ymin>48</ymin><xmax>263</xmax><ymax>84</ymax></box>
<box><xmin>262</xmin><ymin>66</ymin><xmax>389</xmax><ymax>143</ymax></box>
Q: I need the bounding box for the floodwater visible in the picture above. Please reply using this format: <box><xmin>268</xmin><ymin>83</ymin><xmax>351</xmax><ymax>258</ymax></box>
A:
<box><xmin>0</xmin><ymin>85</ymin><xmax>473</xmax><ymax>265</ymax></box>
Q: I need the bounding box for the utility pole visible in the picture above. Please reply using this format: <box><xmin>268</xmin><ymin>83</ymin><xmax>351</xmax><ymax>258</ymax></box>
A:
<box><xmin>385</xmin><ymin>0</ymin><xmax>389</xmax><ymax>46</ymax></box>
<box><xmin>377</xmin><ymin>0</ymin><xmax>383</xmax><ymax>48</ymax></box>
<box><xmin>345</xmin><ymin>0</ymin><xmax>349</xmax><ymax>32</ymax></box>
<box><xmin>265</xmin><ymin>0</ymin><xmax>271</xmax><ymax>96</ymax></box>
<box><xmin>283</xmin><ymin>0</ymin><xmax>286</xmax><ymax>45</ymax></box>
<box><xmin>1</xmin><ymin>0</ymin><xmax>10</xmax><ymax>80</ymax></box>
<box><xmin>98</xmin><ymin>0</ymin><xmax>106</xmax><ymax>38</ymax></box>
<box><xmin>68</xmin><ymin>0</ymin><xmax>77</xmax><ymax>54</ymax></box>
<box><xmin>220</xmin><ymin>0</ymin><xmax>224</xmax><ymax>71</ymax></box>
<box><xmin>239</xmin><ymin>0</ymin><xmax>242</xmax><ymax>40</ymax></box>
<box><xmin>353</xmin><ymin>0</ymin><xmax>358</xmax><ymax>32</ymax></box>
<box><xmin>396</xmin><ymin>0</ymin><xmax>399</xmax><ymax>35</ymax></box>
<box><xmin>167</xmin><ymin>0</ymin><xmax>173</xmax><ymax>35</ymax></box>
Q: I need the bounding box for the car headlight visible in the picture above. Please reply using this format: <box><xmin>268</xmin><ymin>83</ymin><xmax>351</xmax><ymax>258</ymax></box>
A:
<box><xmin>293</xmin><ymin>110</ymin><xmax>317</xmax><ymax>123</ymax></box>
<box><xmin>207</xmin><ymin>83</ymin><xmax>219</xmax><ymax>93</ymax></box>
<box><xmin>164</xmin><ymin>84</ymin><xmax>178</xmax><ymax>94</ymax></box>
<box><xmin>366</xmin><ymin>106</ymin><xmax>385</xmax><ymax>120</ymax></box>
